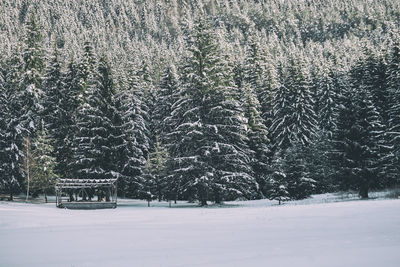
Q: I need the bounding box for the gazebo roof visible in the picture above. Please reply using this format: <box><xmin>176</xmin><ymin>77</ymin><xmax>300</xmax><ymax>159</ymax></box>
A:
<box><xmin>56</xmin><ymin>178</ymin><xmax>117</xmax><ymax>189</ymax></box>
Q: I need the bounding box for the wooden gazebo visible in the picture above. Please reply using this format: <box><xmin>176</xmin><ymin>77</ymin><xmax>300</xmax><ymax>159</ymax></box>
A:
<box><xmin>55</xmin><ymin>178</ymin><xmax>117</xmax><ymax>209</ymax></box>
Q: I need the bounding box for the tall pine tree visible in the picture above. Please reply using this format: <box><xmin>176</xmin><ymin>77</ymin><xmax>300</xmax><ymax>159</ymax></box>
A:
<box><xmin>117</xmin><ymin>65</ymin><xmax>151</xmax><ymax>198</ymax></box>
<box><xmin>240</xmin><ymin>81</ymin><xmax>270</xmax><ymax>197</ymax></box>
<box><xmin>387</xmin><ymin>40</ymin><xmax>400</xmax><ymax>185</ymax></box>
<box><xmin>167</xmin><ymin>17</ymin><xmax>255</xmax><ymax>205</ymax></box>
<box><xmin>270</xmin><ymin>55</ymin><xmax>318</xmax><ymax>152</ymax></box>
<box><xmin>0</xmin><ymin>51</ymin><xmax>25</xmax><ymax>199</ymax></box>
<box><xmin>335</xmin><ymin>56</ymin><xmax>385</xmax><ymax>198</ymax></box>
<box><xmin>71</xmin><ymin>56</ymin><xmax>121</xmax><ymax>184</ymax></box>
<box><xmin>30</xmin><ymin>121</ymin><xmax>58</xmax><ymax>202</ymax></box>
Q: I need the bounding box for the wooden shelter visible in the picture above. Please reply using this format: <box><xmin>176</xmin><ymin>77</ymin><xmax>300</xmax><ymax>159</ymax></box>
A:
<box><xmin>56</xmin><ymin>178</ymin><xmax>117</xmax><ymax>209</ymax></box>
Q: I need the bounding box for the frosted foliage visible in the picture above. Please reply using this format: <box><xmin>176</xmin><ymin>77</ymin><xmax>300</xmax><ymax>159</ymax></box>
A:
<box><xmin>166</xmin><ymin>17</ymin><xmax>256</xmax><ymax>204</ymax></box>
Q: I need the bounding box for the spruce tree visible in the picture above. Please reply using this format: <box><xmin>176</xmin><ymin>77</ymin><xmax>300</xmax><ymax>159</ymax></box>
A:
<box><xmin>269</xmin><ymin>62</ymin><xmax>292</xmax><ymax>151</ymax></box>
<box><xmin>387</xmin><ymin>41</ymin><xmax>400</xmax><ymax>185</ymax></box>
<box><xmin>362</xmin><ymin>49</ymin><xmax>392</xmax><ymax>188</ymax></box>
<box><xmin>335</xmin><ymin>57</ymin><xmax>385</xmax><ymax>198</ymax></box>
<box><xmin>76</xmin><ymin>41</ymin><xmax>96</xmax><ymax>103</ymax></box>
<box><xmin>151</xmin><ymin>64</ymin><xmax>179</xmax><ymax>201</ymax></box>
<box><xmin>240</xmin><ymin>81</ymin><xmax>270</xmax><ymax>197</ymax></box>
<box><xmin>56</xmin><ymin>58</ymin><xmax>82</xmax><ymax>178</ymax></box>
<box><xmin>316</xmin><ymin>63</ymin><xmax>340</xmax><ymax>137</ymax></box>
<box><xmin>167</xmin><ymin>17</ymin><xmax>255</xmax><ymax>205</ymax></box>
<box><xmin>18</xmin><ymin>13</ymin><xmax>45</xmax><ymax>200</ymax></box>
<box><xmin>243</xmin><ymin>32</ymin><xmax>265</xmax><ymax>97</ymax></box>
<box><xmin>282</xmin><ymin>143</ymin><xmax>316</xmax><ymax>200</ymax></box>
<box><xmin>30</xmin><ymin>122</ymin><xmax>58</xmax><ymax>203</ymax></box>
<box><xmin>259</xmin><ymin>56</ymin><xmax>278</xmax><ymax>133</ymax></box>
<box><xmin>118</xmin><ymin>66</ymin><xmax>150</xmax><ymax>198</ymax></box>
<box><xmin>0</xmin><ymin>52</ymin><xmax>25</xmax><ymax>199</ymax></box>
<box><xmin>310</xmin><ymin>60</ymin><xmax>342</xmax><ymax>192</ymax></box>
<box><xmin>41</xmin><ymin>44</ymin><xmax>65</xmax><ymax>175</ymax></box>
<box><xmin>153</xmin><ymin>64</ymin><xmax>179</xmax><ymax>143</ymax></box>
<box><xmin>71</xmin><ymin>56</ymin><xmax>120</xmax><ymax>183</ymax></box>
<box><xmin>270</xmin><ymin>56</ymin><xmax>318</xmax><ymax>152</ymax></box>
<box><xmin>147</xmin><ymin>137</ymin><xmax>168</xmax><ymax>201</ymax></box>
<box><xmin>42</xmin><ymin>43</ymin><xmax>63</xmax><ymax>133</ymax></box>
<box><xmin>267</xmin><ymin>169</ymin><xmax>290</xmax><ymax>205</ymax></box>
<box><xmin>19</xmin><ymin>12</ymin><xmax>45</xmax><ymax>136</ymax></box>
<box><xmin>267</xmin><ymin>153</ymin><xmax>291</xmax><ymax>204</ymax></box>
<box><xmin>0</xmin><ymin>65</ymin><xmax>7</xmax><ymax>194</ymax></box>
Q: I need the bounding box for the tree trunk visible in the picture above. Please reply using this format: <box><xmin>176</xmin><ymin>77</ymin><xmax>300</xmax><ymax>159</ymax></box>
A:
<box><xmin>198</xmin><ymin>185</ymin><xmax>208</xmax><ymax>206</ymax></box>
<box><xmin>214</xmin><ymin>189</ymin><xmax>221</xmax><ymax>205</ymax></box>
<box><xmin>359</xmin><ymin>185</ymin><xmax>369</xmax><ymax>199</ymax></box>
<box><xmin>9</xmin><ymin>192</ymin><xmax>13</xmax><ymax>201</ymax></box>
<box><xmin>44</xmin><ymin>192</ymin><xmax>48</xmax><ymax>203</ymax></box>
<box><xmin>157</xmin><ymin>183</ymin><xmax>162</xmax><ymax>202</ymax></box>
<box><xmin>25</xmin><ymin>137</ymin><xmax>31</xmax><ymax>202</ymax></box>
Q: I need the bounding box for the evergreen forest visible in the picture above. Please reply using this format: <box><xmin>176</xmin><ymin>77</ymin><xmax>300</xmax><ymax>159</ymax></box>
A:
<box><xmin>1</xmin><ymin>0</ymin><xmax>400</xmax><ymax>205</ymax></box>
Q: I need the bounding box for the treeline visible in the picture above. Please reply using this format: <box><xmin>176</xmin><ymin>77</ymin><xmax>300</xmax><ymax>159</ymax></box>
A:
<box><xmin>0</xmin><ymin>1</ymin><xmax>400</xmax><ymax>204</ymax></box>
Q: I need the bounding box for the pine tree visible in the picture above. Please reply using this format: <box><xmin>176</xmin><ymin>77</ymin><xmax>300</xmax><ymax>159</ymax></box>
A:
<box><xmin>141</xmin><ymin>162</ymin><xmax>156</xmax><ymax>207</ymax></box>
<box><xmin>267</xmin><ymin>155</ymin><xmax>290</xmax><ymax>204</ymax></box>
<box><xmin>167</xmin><ymin>17</ymin><xmax>255</xmax><ymax>205</ymax></box>
<box><xmin>30</xmin><ymin>122</ymin><xmax>58</xmax><ymax>203</ymax></box>
<box><xmin>18</xmin><ymin>13</ymin><xmax>45</xmax><ymax>200</ymax></box>
<box><xmin>56</xmin><ymin>58</ymin><xmax>82</xmax><ymax>178</ymax></box>
<box><xmin>41</xmin><ymin>44</ymin><xmax>65</xmax><ymax>175</ymax></box>
<box><xmin>362</xmin><ymin>48</ymin><xmax>393</xmax><ymax>188</ymax></box>
<box><xmin>153</xmin><ymin>64</ymin><xmax>179</xmax><ymax>143</ymax></box>
<box><xmin>334</xmin><ymin>57</ymin><xmax>385</xmax><ymax>198</ymax></box>
<box><xmin>0</xmin><ymin>52</ymin><xmax>25</xmax><ymax>199</ymax></box>
<box><xmin>316</xmin><ymin>63</ymin><xmax>340</xmax><ymax>137</ymax></box>
<box><xmin>19</xmin><ymin>12</ymin><xmax>45</xmax><ymax>136</ymax></box>
<box><xmin>42</xmin><ymin>43</ymin><xmax>63</xmax><ymax>133</ymax></box>
<box><xmin>0</xmin><ymin>64</ymin><xmax>7</xmax><ymax>194</ymax></box>
<box><xmin>269</xmin><ymin>62</ymin><xmax>292</xmax><ymax>151</ymax></box>
<box><xmin>268</xmin><ymin>174</ymin><xmax>290</xmax><ymax>205</ymax></box>
<box><xmin>137</xmin><ymin>59</ymin><xmax>156</xmax><ymax>153</ymax></box>
<box><xmin>311</xmin><ymin>60</ymin><xmax>342</xmax><ymax>192</ymax></box>
<box><xmin>283</xmin><ymin>143</ymin><xmax>316</xmax><ymax>200</ymax></box>
<box><xmin>147</xmin><ymin>137</ymin><xmax>168</xmax><ymax>201</ymax></box>
<box><xmin>243</xmin><ymin>32</ymin><xmax>265</xmax><ymax>97</ymax></box>
<box><xmin>118</xmin><ymin>66</ymin><xmax>150</xmax><ymax>198</ymax></box>
<box><xmin>387</xmin><ymin>40</ymin><xmax>400</xmax><ymax>185</ymax></box>
<box><xmin>71</xmin><ymin>56</ymin><xmax>120</xmax><ymax>183</ymax></box>
<box><xmin>270</xmin><ymin>56</ymin><xmax>318</xmax><ymax>152</ymax></box>
<box><xmin>259</xmin><ymin>56</ymin><xmax>278</xmax><ymax>133</ymax></box>
<box><xmin>303</xmin><ymin>134</ymin><xmax>336</xmax><ymax>193</ymax></box>
<box><xmin>240</xmin><ymin>81</ymin><xmax>270</xmax><ymax>197</ymax></box>
<box><xmin>76</xmin><ymin>41</ymin><xmax>96</xmax><ymax>104</ymax></box>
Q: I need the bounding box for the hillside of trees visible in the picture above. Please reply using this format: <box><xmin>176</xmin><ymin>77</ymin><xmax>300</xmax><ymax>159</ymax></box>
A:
<box><xmin>0</xmin><ymin>0</ymin><xmax>399</xmax><ymax>204</ymax></box>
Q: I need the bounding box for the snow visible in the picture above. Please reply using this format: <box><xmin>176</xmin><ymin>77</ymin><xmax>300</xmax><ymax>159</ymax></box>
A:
<box><xmin>0</xmin><ymin>198</ymin><xmax>399</xmax><ymax>267</ymax></box>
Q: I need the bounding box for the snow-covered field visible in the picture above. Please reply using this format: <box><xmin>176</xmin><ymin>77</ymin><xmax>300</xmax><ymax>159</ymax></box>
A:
<box><xmin>1</xmin><ymin>197</ymin><xmax>399</xmax><ymax>267</ymax></box>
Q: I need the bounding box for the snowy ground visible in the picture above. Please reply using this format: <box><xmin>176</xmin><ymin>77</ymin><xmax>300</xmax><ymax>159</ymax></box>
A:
<box><xmin>1</xmin><ymin>197</ymin><xmax>399</xmax><ymax>267</ymax></box>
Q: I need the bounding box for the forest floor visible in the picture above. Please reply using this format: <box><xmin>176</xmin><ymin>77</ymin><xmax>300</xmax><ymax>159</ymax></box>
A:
<box><xmin>0</xmin><ymin>193</ymin><xmax>399</xmax><ymax>267</ymax></box>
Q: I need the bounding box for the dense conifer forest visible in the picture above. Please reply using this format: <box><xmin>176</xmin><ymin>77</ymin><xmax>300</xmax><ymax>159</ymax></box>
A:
<box><xmin>1</xmin><ymin>0</ymin><xmax>399</xmax><ymax>204</ymax></box>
